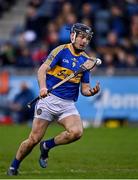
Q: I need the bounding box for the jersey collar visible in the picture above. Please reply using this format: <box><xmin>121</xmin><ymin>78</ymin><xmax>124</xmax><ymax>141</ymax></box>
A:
<box><xmin>67</xmin><ymin>43</ymin><xmax>82</xmax><ymax>56</ymax></box>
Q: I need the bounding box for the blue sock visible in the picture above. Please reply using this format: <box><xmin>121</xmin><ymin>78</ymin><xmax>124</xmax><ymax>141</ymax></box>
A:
<box><xmin>43</xmin><ymin>138</ymin><xmax>57</xmax><ymax>150</ymax></box>
<box><xmin>11</xmin><ymin>158</ymin><xmax>21</xmax><ymax>170</ymax></box>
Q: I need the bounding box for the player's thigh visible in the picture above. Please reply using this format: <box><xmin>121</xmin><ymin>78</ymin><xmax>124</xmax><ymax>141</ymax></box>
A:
<box><xmin>58</xmin><ymin>115</ymin><xmax>83</xmax><ymax>133</ymax></box>
<box><xmin>29</xmin><ymin>118</ymin><xmax>50</xmax><ymax>143</ymax></box>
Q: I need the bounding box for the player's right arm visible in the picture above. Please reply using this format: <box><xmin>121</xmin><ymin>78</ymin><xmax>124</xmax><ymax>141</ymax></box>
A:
<box><xmin>37</xmin><ymin>63</ymin><xmax>50</xmax><ymax>98</ymax></box>
<box><xmin>37</xmin><ymin>44</ymin><xmax>65</xmax><ymax>98</ymax></box>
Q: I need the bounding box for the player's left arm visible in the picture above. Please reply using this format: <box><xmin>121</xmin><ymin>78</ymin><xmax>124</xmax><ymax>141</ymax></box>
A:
<box><xmin>81</xmin><ymin>82</ymin><xmax>100</xmax><ymax>96</ymax></box>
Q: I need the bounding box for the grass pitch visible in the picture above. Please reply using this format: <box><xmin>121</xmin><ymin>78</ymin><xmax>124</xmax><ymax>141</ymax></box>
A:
<box><xmin>0</xmin><ymin>124</ymin><xmax>138</xmax><ymax>179</ymax></box>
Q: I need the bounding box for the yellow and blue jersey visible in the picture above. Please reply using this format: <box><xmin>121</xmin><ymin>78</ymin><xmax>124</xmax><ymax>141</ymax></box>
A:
<box><xmin>44</xmin><ymin>43</ymin><xmax>90</xmax><ymax>101</ymax></box>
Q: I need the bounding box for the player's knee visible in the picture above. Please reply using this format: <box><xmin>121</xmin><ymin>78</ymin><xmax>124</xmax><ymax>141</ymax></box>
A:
<box><xmin>70</xmin><ymin>129</ymin><xmax>83</xmax><ymax>140</ymax></box>
<box><xmin>29</xmin><ymin>134</ymin><xmax>41</xmax><ymax>146</ymax></box>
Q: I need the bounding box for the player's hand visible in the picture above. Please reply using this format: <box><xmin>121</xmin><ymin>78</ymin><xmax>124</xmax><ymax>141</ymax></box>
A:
<box><xmin>39</xmin><ymin>88</ymin><xmax>48</xmax><ymax>98</ymax></box>
<box><xmin>89</xmin><ymin>82</ymin><xmax>100</xmax><ymax>96</ymax></box>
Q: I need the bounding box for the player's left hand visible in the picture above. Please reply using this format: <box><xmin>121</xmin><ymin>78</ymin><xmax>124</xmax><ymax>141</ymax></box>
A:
<box><xmin>89</xmin><ymin>82</ymin><xmax>100</xmax><ymax>96</ymax></box>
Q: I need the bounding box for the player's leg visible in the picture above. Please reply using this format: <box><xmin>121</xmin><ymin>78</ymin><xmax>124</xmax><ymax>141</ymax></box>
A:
<box><xmin>55</xmin><ymin>115</ymin><xmax>83</xmax><ymax>144</ymax></box>
<box><xmin>7</xmin><ymin>118</ymin><xmax>49</xmax><ymax>175</ymax></box>
<box><xmin>39</xmin><ymin>115</ymin><xmax>83</xmax><ymax>168</ymax></box>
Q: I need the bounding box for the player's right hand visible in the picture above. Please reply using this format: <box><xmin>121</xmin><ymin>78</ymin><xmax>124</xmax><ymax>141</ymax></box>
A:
<box><xmin>39</xmin><ymin>88</ymin><xmax>48</xmax><ymax>98</ymax></box>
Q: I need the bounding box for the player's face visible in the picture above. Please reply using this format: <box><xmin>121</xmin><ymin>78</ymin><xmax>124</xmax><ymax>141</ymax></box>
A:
<box><xmin>73</xmin><ymin>32</ymin><xmax>91</xmax><ymax>51</ymax></box>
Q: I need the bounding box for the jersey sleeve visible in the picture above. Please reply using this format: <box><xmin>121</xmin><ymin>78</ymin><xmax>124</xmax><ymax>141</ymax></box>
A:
<box><xmin>80</xmin><ymin>52</ymin><xmax>90</xmax><ymax>83</ymax></box>
<box><xmin>81</xmin><ymin>70</ymin><xmax>90</xmax><ymax>83</ymax></box>
<box><xmin>44</xmin><ymin>45</ymin><xmax>65</xmax><ymax>68</ymax></box>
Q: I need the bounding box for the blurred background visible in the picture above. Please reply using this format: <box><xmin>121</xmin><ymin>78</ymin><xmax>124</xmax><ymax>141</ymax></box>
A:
<box><xmin>0</xmin><ymin>0</ymin><xmax>138</xmax><ymax>127</ymax></box>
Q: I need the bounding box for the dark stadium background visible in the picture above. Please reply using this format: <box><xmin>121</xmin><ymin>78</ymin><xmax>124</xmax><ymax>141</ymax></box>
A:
<box><xmin>0</xmin><ymin>0</ymin><xmax>138</xmax><ymax>178</ymax></box>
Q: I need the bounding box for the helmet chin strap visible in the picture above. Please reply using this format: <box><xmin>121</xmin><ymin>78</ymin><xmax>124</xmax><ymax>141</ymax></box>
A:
<box><xmin>71</xmin><ymin>32</ymin><xmax>76</xmax><ymax>43</ymax></box>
